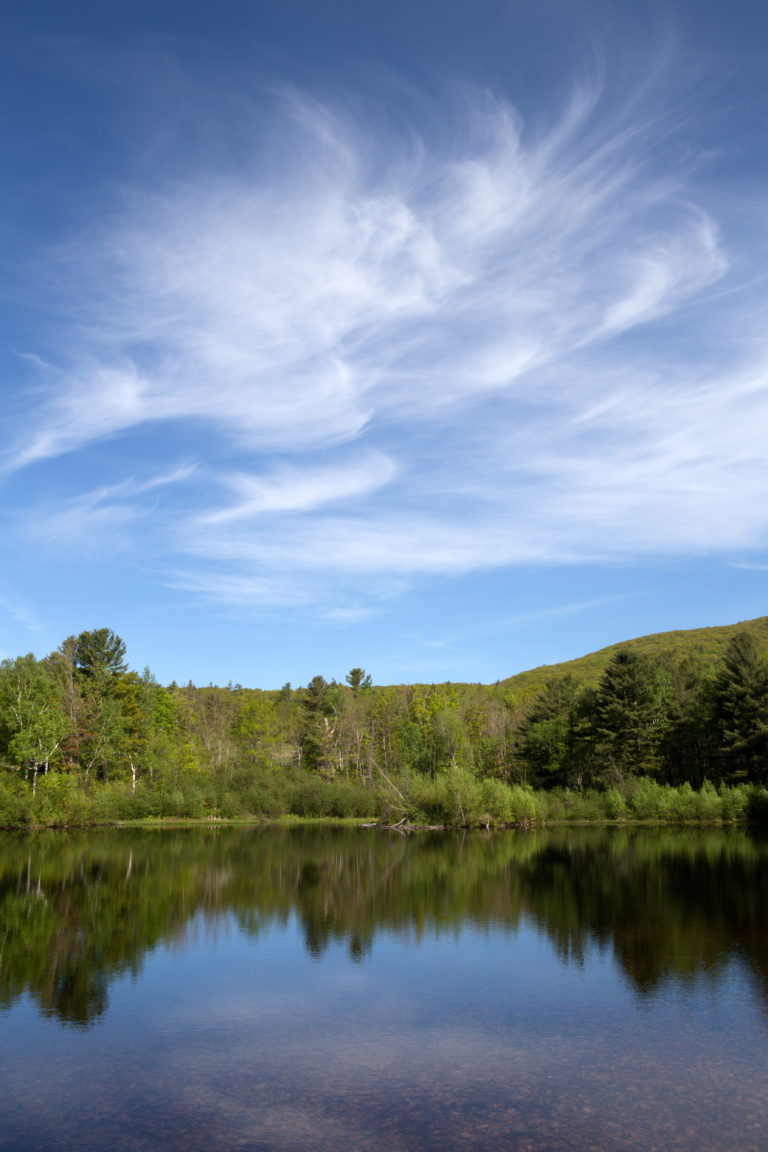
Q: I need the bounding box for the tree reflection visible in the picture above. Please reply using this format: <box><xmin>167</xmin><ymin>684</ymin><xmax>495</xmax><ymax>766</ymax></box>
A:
<box><xmin>0</xmin><ymin>827</ymin><xmax>766</xmax><ymax>1027</ymax></box>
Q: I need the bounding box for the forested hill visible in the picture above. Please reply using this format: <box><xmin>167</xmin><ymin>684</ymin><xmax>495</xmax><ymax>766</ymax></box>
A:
<box><xmin>495</xmin><ymin>615</ymin><xmax>768</xmax><ymax>697</ymax></box>
<box><xmin>2</xmin><ymin>617</ymin><xmax>768</xmax><ymax>828</ymax></box>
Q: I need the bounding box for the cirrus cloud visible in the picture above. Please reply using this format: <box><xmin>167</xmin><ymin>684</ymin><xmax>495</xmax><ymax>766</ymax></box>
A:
<box><xmin>7</xmin><ymin>72</ymin><xmax>767</xmax><ymax>614</ymax></box>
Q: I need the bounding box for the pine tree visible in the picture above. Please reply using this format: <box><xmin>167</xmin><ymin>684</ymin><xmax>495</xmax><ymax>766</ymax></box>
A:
<box><xmin>591</xmin><ymin>649</ymin><xmax>665</xmax><ymax>781</ymax></box>
<box><xmin>712</xmin><ymin>631</ymin><xmax>768</xmax><ymax>783</ymax></box>
<box><xmin>73</xmin><ymin>629</ymin><xmax>128</xmax><ymax>684</ymax></box>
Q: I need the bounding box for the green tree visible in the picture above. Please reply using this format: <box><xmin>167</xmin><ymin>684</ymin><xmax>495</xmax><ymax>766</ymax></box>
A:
<box><xmin>233</xmin><ymin>691</ymin><xmax>282</xmax><ymax>768</ymax></box>
<box><xmin>345</xmin><ymin>668</ymin><xmax>372</xmax><ymax>694</ymax></box>
<box><xmin>0</xmin><ymin>655</ymin><xmax>69</xmax><ymax>792</ymax></box>
<box><xmin>337</xmin><ymin>677</ymin><xmax>375</xmax><ymax>783</ymax></box>
<box><xmin>73</xmin><ymin>629</ymin><xmax>128</xmax><ymax>686</ymax></box>
<box><xmin>711</xmin><ymin>631</ymin><xmax>768</xmax><ymax>783</ymax></box>
<box><xmin>519</xmin><ymin>675</ymin><xmax>583</xmax><ymax>789</ymax></box>
<box><xmin>658</xmin><ymin>657</ymin><xmax>716</xmax><ymax>786</ymax></box>
<box><xmin>303</xmin><ymin>675</ymin><xmax>331</xmax><ymax>714</ymax></box>
<box><xmin>300</xmin><ymin>676</ymin><xmax>338</xmax><ymax>777</ymax></box>
<box><xmin>591</xmin><ymin>649</ymin><xmax>666</xmax><ymax>782</ymax></box>
<box><xmin>188</xmin><ymin>686</ymin><xmax>239</xmax><ymax>779</ymax></box>
<box><xmin>111</xmin><ymin>670</ymin><xmax>175</xmax><ymax>790</ymax></box>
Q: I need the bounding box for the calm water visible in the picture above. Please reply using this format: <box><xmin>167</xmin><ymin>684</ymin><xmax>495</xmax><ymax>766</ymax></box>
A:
<box><xmin>1</xmin><ymin>826</ymin><xmax>767</xmax><ymax>1152</ymax></box>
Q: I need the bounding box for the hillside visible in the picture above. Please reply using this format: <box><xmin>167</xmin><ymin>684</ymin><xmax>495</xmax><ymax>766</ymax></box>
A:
<box><xmin>497</xmin><ymin>615</ymin><xmax>768</xmax><ymax>698</ymax></box>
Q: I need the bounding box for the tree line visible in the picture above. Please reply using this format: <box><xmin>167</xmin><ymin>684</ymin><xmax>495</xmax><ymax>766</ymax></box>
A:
<box><xmin>1</xmin><ymin>626</ymin><xmax>767</xmax><ymax>826</ymax></box>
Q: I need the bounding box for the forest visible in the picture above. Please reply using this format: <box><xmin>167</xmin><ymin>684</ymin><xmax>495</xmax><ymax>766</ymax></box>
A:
<box><xmin>1</xmin><ymin>621</ymin><xmax>768</xmax><ymax>828</ymax></box>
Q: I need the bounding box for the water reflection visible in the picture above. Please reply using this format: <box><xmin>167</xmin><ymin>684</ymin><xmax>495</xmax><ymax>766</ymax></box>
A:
<box><xmin>1</xmin><ymin>825</ymin><xmax>766</xmax><ymax>1029</ymax></box>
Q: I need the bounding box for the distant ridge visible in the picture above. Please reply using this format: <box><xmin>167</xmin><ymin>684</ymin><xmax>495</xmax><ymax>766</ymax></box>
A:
<box><xmin>499</xmin><ymin>615</ymin><xmax>768</xmax><ymax>697</ymax></box>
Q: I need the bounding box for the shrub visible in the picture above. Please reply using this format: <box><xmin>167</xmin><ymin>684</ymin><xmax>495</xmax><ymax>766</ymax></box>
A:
<box><xmin>627</xmin><ymin>778</ymin><xmax>674</xmax><ymax>821</ymax></box>
<box><xmin>506</xmin><ymin>784</ymin><xmax>540</xmax><ymax>824</ymax></box>
<box><xmin>89</xmin><ymin>783</ymin><xmax>135</xmax><ymax>823</ymax></box>
<box><xmin>479</xmin><ymin>778</ymin><xmax>514</xmax><ymax>824</ymax></box>
<box><xmin>244</xmin><ymin>777</ymin><xmax>289</xmax><ymax>817</ymax></box>
<box><xmin>401</xmin><ymin>773</ymin><xmax>443</xmax><ymax>823</ymax></box>
<box><xmin>218</xmin><ymin>791</ymin><xmax>246</xmax><ymax>818</ymax></box>
<box><xmin>287</xmin><ymin>773</ymin><xmax>327</xmax><ymax>817</ymax></box>
<box><xmin>32</xmin><ymin>773</ymin><xmax>90</xmax><ymax>826</ymax></box>
<box><xmin>719</xmin><ymin>783</ymin><xmax>749</xmax><ymax>821</ymax></box>
<box><xmin>603</xmin><ymin>787</ymin><xmax>628</xmax><ymax>820</ymax></box>
<box><xmin>0</xmin><ymin>775</ymin><xmax>31</xmax><ymax>828</ymax></box>
<box><xmin>537</xmin><ymin>790</ymin><xmax>566</xmax><ymax>822</ymax></box>
<box><xmin>438</xmin><ymin>764</ymin><xmax>482</xmax><ymax>827</ymax></box>
<box><xmin>669</xmin><ymin>782</ymin><xmax>700</xmax><ymax>821</ymax></box>
<box><xmin>128</xmin><ymin>783</ymin><xmax>164</xmax><ymax>819</ymax></box>
<box><xmin>683</xmin><ymin>781</ymin><xmax>722</xmax><ymax>821</ymax></box>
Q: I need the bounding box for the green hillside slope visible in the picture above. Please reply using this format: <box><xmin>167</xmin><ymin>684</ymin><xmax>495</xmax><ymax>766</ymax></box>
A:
<box><xmin>499</xmin><ymin>615</ymin><xmax>768</xmax><ymax>697</ymax></box>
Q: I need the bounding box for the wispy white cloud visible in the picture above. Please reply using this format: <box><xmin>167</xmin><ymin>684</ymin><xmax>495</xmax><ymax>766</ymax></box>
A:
<box><xmin>323</xmin><ymin>606</ymin><xmax>378</xmax><ymax>624</ymax></box>
<box><xmin>24</xmin><ymin>467</ymin><xmax>195</xmax><ymax>552</ymax></box>
<box><xmin>0</xmin><ymin>592</ymin><xmax>43</xmax><ymax>635</ymax></box>
<box><xmin>8</xmin><ymin>68</ymin><xmax>768</xmax><ymax>611</ymax></box>
<box><xmin>165</xmin><ymin>571</ymin><xmax>314</xmax><ymax>609</ymax></box>
<box><xmin>476</xmin><ymin>595</ymin><xmax>648</xmax><ymax>637</ymax></box>
<box><xmin>201</xmin><ymin>453</ymin><xmax>398</xmax><ymax>524</ymax></box>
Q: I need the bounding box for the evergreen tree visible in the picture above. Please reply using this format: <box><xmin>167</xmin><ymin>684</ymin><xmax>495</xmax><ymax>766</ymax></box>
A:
<box><xmin>300</xmin><ymin>676</ymin><xmax>337</xmax><ymax>777</ymax></box>
<box><xmin>345</xmin><ymin>668</ymin><xmax>372</xmax><ymax>694</ymax></box>
<box><xmin>519</xmin><ymin>675</ymin><xmax>581</xmax><ymax>788</ymax></box>
<box><xmin>591</xmin><ymin>649</ymin><xmax>666</xmax><ymax>781</ymax></box>
<box><xmin>302</xmin><ymin>675</ymin><xmax>331</xmax><ymax>715</ymax></box>
<box><xmin>658</xmin><ymin>657</ymin><xmax>715</xmax><ymax>786</ymax></box>
<box><xmin>711</xmin><ymin>631</ymin><xmax>768</xmax><ymax>783</ymax></box>
<box><xmin>73</xmin><ymin>629</ymin><xmax>128</xmax><ymax>685</ymax></box>
<box><xmin>67</xmin><ymin>630</ymin><xmax>129</xmax><ymax>783</ymax></box>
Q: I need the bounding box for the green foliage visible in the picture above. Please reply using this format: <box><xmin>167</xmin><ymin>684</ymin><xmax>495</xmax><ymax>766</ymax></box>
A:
<box><xmin>719</xmin><ymin>783</ymin><xmax>750</xmax><ymax>821</ymax></box>
<box><xmin>0</xmin><ymin>776</ymin><xmax>32</xmax><ymax>827</ymax></box>
<box><xmin>503</xmin><ymin>784</ymin><xmax>541</xmax><ymax>824</ymax></box>
<box><xmin>498</xmin><ymin>615</ymin><xmax>768</xmax><ymax>697</ymax></box>
<box><xmin>711</xmin><ymin>631</ymin><xmax>768</xmax><ymax>783</ymax></box>
<box><xmin>520</xmin><ymin>714</ymin><xmax>574</xmax><ymax>785</ymax></box>
<box><xmin>591</xmin><ymin>648</ymin><xmax>666</xmax><ymax>781</ymax></box>
<box><xmin>622</xmin><ymin>779</ymin><xmax>748</xmax><ymax>823</ymax></box>
<box><xmin>73</xmin><ymin>628</ymin><xmax>128</xmax><ymax>683</ymax></box>
<box><xmin>302</xmin><ymin>675</ymin><xmax>331</xmax><ymax>714</ymax></box>
<box><xmin>31</xmin><ymin>773</ymin><xmax>90</xmax><ymax>826</ymax></box>
<box><xmin>479</xmin><ymin>777</ymin><xmax>517</xmax><ymax>823</ymax></box>
<box><xmin>345</xmin><ymin>667</ymin><xmax>372</xmax><ymax>693</ymax></box>
<box><xmin>402</xmin><ymin>770</ymin><xmax>540</xmax><ymax>827</ymax></box>
<box><xmin>603</xmin><ymin>787</ymin><xmax>628</xmax><ymax>819</ymax></box>
<box><xmin>658</xmin><ymin>656</ymin><xmax>715</xmax><ymax>787</ymax></box>
<box><xmin>0</xmin><ymin>654</ymin><xmax>68</xmax><ymax>781</ymax></box>
<box><xmin>1</xmin><ymin>617</ymin><xmax>767</xmax><ymax>828</ymax></box>
<box><xmin>437</xmin><ymin>762</ymin><xmax>482</xmax><ymax>826</ymax></box>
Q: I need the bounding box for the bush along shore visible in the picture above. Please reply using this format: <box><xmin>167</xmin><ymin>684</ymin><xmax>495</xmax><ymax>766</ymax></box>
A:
<box><xmin>1</xmin><ymin>772</ymin><xmax>767</xmax><ymax>830</ymax></box>
<box><xmin>2</xmin><ymin>625</ymin><xmax>768</xmax><ymax>829</ymax></box>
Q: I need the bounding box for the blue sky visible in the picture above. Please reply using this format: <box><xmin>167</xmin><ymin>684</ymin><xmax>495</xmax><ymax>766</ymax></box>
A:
<box><xmin>2</xmin><ymin>0</ymin><xmax>768</xmax><ymax>688</ymax></box>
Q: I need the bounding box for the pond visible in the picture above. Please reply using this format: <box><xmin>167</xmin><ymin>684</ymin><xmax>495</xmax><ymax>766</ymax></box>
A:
<box><xmin>1</xmin><ymin>825</ymin><xmax>767</xmax><ymax>1151</ymax></box>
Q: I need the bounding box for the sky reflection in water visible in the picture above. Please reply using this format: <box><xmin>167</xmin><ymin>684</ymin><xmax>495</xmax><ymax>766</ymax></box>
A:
<box><xmin>0</xmin><ymin>826</ymin><xmax>766</xmax><ymax>1152</ymax></box>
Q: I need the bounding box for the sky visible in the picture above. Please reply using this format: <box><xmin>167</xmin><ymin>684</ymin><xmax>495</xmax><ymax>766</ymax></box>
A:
<box><xmin>2</xmin><ymin>0</ymin><xmax>768</xmax><ymax>688</ymax></box>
